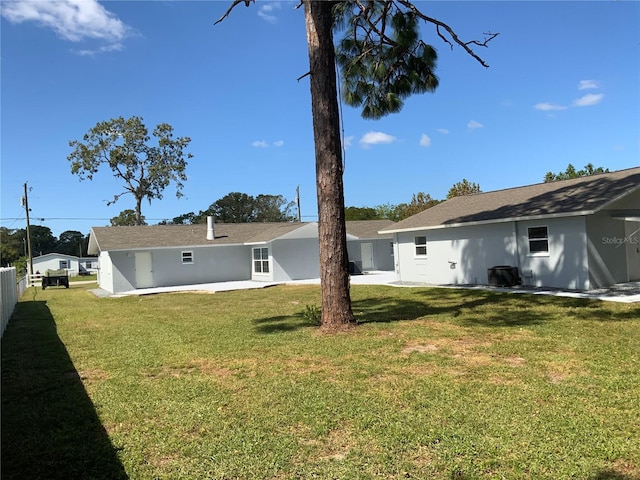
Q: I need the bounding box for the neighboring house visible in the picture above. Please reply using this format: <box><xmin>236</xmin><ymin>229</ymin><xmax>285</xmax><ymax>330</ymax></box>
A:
<box><xmin>32</xmin><ymin>253</ymin><xmax>98</xmax><ymax>276</ymax></box>
<box><xmin>380</xmin><ymin>167</ymin><xmax>640</xmax><ymax>290</ymax></box>
<box><xmin>87</xmin><ymin>219</ymin><xmax>395</xmax><ymax>294</ymax></box>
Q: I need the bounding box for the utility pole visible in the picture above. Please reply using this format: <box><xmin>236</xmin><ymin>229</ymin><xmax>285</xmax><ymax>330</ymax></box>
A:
<box><xmin>23</xmin><ymin>182</ymin><xmax>34</xmax><ymax>283</ymax></box>
<box><xmin>296</xmin><ymin>185</ymin><xmax>301</xmax><ymax>222</ymax></box>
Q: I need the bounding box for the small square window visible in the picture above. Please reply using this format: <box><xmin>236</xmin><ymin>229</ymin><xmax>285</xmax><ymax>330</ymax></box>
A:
<box><xmin>59</xmin><ymin>260</ymin><xmax>69</xmax><ymax>269</ymax></box>
<box><xmin>528</xmin><ymin>227</ymin><xmax>549</xmax><ymax>254</ymax></box>
<box><xmin>415</xmin><ymin>236</ymin><xmax>427</xmax><ymax>256</ymax></box>
<box><xmin>181</xmin><ymin>251</ymin><xmax>194</xmax><ymax>264</ymax></box>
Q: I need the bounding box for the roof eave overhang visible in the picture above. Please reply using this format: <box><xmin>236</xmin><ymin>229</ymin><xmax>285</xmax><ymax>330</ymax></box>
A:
<box><xmin>612</xmin><ymin>216</ymin><xmax>640</xmax><ymax>221</ymax></box>
<box><xmin>101</xmin><ymin>242</ymin><xmax>246</xmax><ymax>252</ymax></box>
<box><xmin>381</xmin><ymin>210</ymin><xmax>595</xmax><ymax>234</ymax></box>
<box><xmin>594</xmin><ymin>183</ymin><xmax>640</xmax><ymax>213</ymax></box>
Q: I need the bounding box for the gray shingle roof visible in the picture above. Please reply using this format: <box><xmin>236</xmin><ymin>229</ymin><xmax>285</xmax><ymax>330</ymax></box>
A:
<box><xmin>88</xmin><ymin>220</ymin><xmax>398</xmax><ymax>253</ymax></box>
<box><xmin>89</xmin><ymin>222</ymin><xmax>314</xmax><ymax>253</ymax></box>
<box><xmin>345</xmin><ymin>220</ymin><xmax>394</xmax><ymax>239</ymax></box>
<box><xmin>382</xmin><ymin>167</ymin><xmax>640</xmax><ymax>233</ymax></box>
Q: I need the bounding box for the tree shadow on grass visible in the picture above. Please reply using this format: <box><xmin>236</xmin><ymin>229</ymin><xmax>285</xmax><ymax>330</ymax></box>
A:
<box><xmin>253</xmin><ymin>286</ymin><xmax>639</xmax><ymax>334</ymax></box>
<box><xmin>253</xmin><ymin>314</ymin><xmax>314</xmax><ymax>334</ymax></box>
<box><xmin>254</xmin><ymin>288</ymin><xmax>507</xmax><ymax>333</ymax></box>
<box><xmin>1</xmin><ymin>300</ymin><xmax>128</xmax><ymax>480</ymax></box>
<box><xmin>589</xmin><ymin>469</ymin><xmax>638</xmax><ymax>480</ymax></box>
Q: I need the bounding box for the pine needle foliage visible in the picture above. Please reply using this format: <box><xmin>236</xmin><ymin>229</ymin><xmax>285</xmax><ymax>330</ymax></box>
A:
<box><xmin>334</xmin><ymin>2</ymin><xmax>439</xmax><ymax>119</ymax></box>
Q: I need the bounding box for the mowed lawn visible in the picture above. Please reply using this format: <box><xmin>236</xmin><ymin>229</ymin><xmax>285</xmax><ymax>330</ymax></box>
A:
<box><xmin>2</xmin><ymin>283</ymin><xmax>639</xmax><ymax>479</ymax></box>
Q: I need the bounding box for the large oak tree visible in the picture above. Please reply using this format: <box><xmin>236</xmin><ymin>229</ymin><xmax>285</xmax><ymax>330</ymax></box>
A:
<box><xmin>68</xmin><ymin>116</ymin><xmax>193</xmax><ymax>226</ymax></box>
<box><xmin>216</xmin><ymin>1</ymin><xmax>496</xmax><ymax>330</ymax></box>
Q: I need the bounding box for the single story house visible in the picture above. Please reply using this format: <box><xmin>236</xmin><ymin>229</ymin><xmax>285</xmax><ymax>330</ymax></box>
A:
<box><xmin>87</xmin><ymin>219</ymin><xmax>394</xmax><ymax>294</ymax></box>
<box><xmin>380</xmin><ymin>167</ymin><xmax>640</xmax><ymax>290</ymax></box>
<box><xmin>32</xmin><ymin>253</ymin><xmax>98</xmax><ymax>276</ymax></box>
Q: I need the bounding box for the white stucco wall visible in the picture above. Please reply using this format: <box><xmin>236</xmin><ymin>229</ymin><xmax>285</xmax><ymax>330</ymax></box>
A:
<box><xmin>587</xmin><ymin>188</ymin><xmax>640</xmax><ymax>285</ymax></box>
<box><xmin>99</xmin><ymin>245</ymin><xmax>252</xmax><ymax>293</ymax></box>
<box><xmin>395</xmin><ymin>216</ymin><xmax>595</xmax><ymax>290</ymax></box>
<box><xmin>516</xmin><ymin>216</ymin><xmax>589</xmax><ymax>290</ymax></box>
<box><xmin>269</xmin><ymin>238</ymin><xmax>320</xmax><ymax>282</ymax></box>
<box><xmin>586</xmin><ymin>213</ymin><xmax>629</xmax><ymax>287</ymax></box>
<box><xmin>151</xmin><ymin>245</ymin><xmax>250</xmax><ymax>287</ymax></box>
<box><xmin>97</xmin><ymin>251</ymin><xmax>117</xmax><ymax>293</ymax></box>
<box><xmin>395</xmin><ymin>222</ymin><xmax>517</xmax><ymax>285</ymax></box>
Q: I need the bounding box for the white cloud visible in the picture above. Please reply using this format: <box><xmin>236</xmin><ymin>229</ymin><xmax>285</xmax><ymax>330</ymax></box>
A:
<box><xmin>74</xmin><ymin>42</ymin><xmax>125</xmax><ymax>57</ymax></box>
<box><xmin>1</xmin><ymin>0</ymin><xmax>131</xmax><ymax>43</ymax></box>
<box><xmin>251</xmin><ymin>140</ymin><xmax>269</xmax><ymax>148</ymax></box>
<box><xmin>578</xmin><ymin>80</ymin><xmax>599</xmax><ymax>90</ymax></box>
<box><xmin>436</xmin><ymin>128</ymin><xmax>450</xmax><ymax>134</ymax></box>
<box><xmin>419</xmin><ymin>134</ymin><xmax>431</xmax><ymax>147</ymax></box>
<box><xmin>273</xmin><ymin>140</ymin><xmax>284</xmax><ymax>147</ymax></box>
<box><xmin>573</xmin><ymin>93</ymin><xmax>604</xmax><ymax>107</ymax></box>
<box><xmin>258</xmin><ymin>2</ymin><xmax>281</xmax><ymax>23</ymax></box>
<box><xmin>534</xmin><ymin>102</ymin><xmax>568</xmax><ymax>111</ymax></box>
<box><xmin>343</xmin><ymin>135</ymin><xmax>354</xmax><ymax>148</ymax></box>
<box><xmin>467</xmin><ymin>120</ymin><xmax>483</xmax><ymax>129</ymax></box>
<box><xmin>359</xmin><ymin>131</ymin><xmax>397</xmax><ymax>147</ymax></box>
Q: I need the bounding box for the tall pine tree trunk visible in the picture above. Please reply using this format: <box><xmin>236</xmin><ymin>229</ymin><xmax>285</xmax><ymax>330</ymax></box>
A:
<box><xmin>303</xmin><ymin>1</ymin><xmax>355</xmax><ymax>330</ymax></box>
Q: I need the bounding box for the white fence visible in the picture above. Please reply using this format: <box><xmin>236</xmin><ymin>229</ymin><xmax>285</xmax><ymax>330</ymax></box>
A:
<box><xmin>1</xmin><ymin>267</ymin><xmax>20</xmax><ymax>337</ymax></box>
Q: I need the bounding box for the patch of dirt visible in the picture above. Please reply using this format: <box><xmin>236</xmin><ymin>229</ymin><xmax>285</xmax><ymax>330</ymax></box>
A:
<box><xmin>140</xmin><ymin>360</ymin><xmax>234</xmax><ymax>379</ymax></box>
<box><xmin>504</xmin><ymin>356</ymin><xmax>526</xmax><ymax>366</ymax></box>
<box><xmin>316</xmin><ymin>424</ymin><xmax>354</xmax><ymax>462</ymax></box>
<box><xmin>402</xmin><ymin>344</ymin><xmax>438</xmax><ymax>354</ymax></box>
<box><xmin>542</xmin><ymin>358</ymin><xmax>586</xmax><ymax>384</ymax></box>
<box><xmin>78</xmin><ymin>368</ymin><xmax>112</xmax><ymax>383</ymax></box>
<box><xmin>189</xmin><ymin>358</ymin><xmax>234</xmax><ymax>378</ymax></box>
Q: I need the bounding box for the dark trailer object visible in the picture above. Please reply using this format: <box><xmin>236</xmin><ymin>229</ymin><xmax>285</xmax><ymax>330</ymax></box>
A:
<box><xmin>42</xmin><ymin>269</ymin><xmax>69</xmax><ymax>289</ymax></box>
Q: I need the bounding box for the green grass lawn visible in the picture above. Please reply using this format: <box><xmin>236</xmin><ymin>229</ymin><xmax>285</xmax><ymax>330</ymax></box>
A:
<box><xmin>70</xmin><ymin>273</ymin><xmax>97</xmax><ymax>282</ymax></box>
<box><xmin>2</xmin><ymin>283</ymin><xmax>639</xmax><ymax>479</ymax></box>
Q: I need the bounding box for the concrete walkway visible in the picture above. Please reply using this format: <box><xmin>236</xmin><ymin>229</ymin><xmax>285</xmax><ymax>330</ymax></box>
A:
<box><xmin>89</xmin><ymin>272</ymin><xmax>640</xmax><ymax>304</ymax></box>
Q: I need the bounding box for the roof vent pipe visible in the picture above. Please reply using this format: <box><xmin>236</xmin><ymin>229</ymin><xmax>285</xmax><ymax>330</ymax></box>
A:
<box><xmin>206</xmin><ymin>216</ymin><xmax>215</xmax><ymax>240</ymax></box>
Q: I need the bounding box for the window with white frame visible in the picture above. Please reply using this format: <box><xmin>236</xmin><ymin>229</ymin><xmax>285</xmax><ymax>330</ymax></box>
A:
<box><xmin>181</xmin><ymin>251</ymin><xmax>194</xmax><ymax>264</ymax></box>
<box><xmin>414</xmin><ymin>236</ymin><xmax>427</xmax><ymax>256</ymax></box>
<box><xmin>253</xmin><ymin>247</ymin><xmax>269</xmax><ymax>273</ymax></box>
<box><xmin>59</xmin><ymin>260</ymin><xmax>69</xmax><ymax>269</ymax></box>
<box><xmin>528</xmin><ymin>226</ymin><xmax>549</xmax><ymax>254</ymax></box>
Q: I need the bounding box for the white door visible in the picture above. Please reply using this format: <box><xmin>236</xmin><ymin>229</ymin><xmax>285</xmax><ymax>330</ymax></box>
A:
<box><xmin>135</xmin><ymin>252</ymin><xmax>153</xmax><ymax>288</ymax></box>
<box><xmin>361</xmin><ymin>243</ymin><xmax>374</xmax><ymax>271</ymax></box>
<box><xmin>626</xmin><ymin>222</ymin><xmax>640</xmax><ymax>281</ymax></box>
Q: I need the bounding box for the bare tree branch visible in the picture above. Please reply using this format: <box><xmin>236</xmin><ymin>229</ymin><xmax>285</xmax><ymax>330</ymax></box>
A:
<box><xmin>396</xmin><ymin>0</ymin><xmax>498</xmax><ymax>68</ymax></box>
<box><xmin>214</xmin><ymin>0</ymin><xmax>254</xmax><ymax>26</ymax></box>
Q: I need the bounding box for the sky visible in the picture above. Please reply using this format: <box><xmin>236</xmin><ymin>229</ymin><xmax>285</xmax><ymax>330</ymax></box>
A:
<box><xmin>1</xmin><ymin>0</ymin><xmax>639</xmax><ymax>238</ymax></box>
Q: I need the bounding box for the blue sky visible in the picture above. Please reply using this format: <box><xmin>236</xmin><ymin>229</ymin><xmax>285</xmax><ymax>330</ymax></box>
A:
<box><xmin>1</xmin><ymin>0</ymin><xmax>639</xmax><ymax>238</ymax></box>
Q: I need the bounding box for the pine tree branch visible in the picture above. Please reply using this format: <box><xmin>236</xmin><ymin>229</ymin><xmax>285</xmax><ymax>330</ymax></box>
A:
<box><xmin>396</xmin><ymin>0</ymin><xmax>498</xmax><ymax>68</ymax></box>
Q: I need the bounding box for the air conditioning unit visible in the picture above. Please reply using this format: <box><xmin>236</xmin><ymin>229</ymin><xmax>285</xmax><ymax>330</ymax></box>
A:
<box><xmin>487</xmin><ymin>266</ymin><xmax>522</xmax><ymax>287</ymax></box>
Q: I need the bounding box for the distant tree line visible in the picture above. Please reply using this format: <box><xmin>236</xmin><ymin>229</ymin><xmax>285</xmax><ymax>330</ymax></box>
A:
<box><xmin>345</xmin><ymin>179</ymin><xmax>481</xmax><ymax>221</ymax></box>
<box><xmin>159</xmin><ymin>192</ymin><xmax>297</xmax><ymax>225</ymax></box>
<box><xmin>0</xmin><ymin>226</ymin><xmax>89</xmax><ymax>272</ymax></box>
<box><xmin>544</xmin><ymin>163</ymin><xmax>609</xmax><ymax>183</ymax></box>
